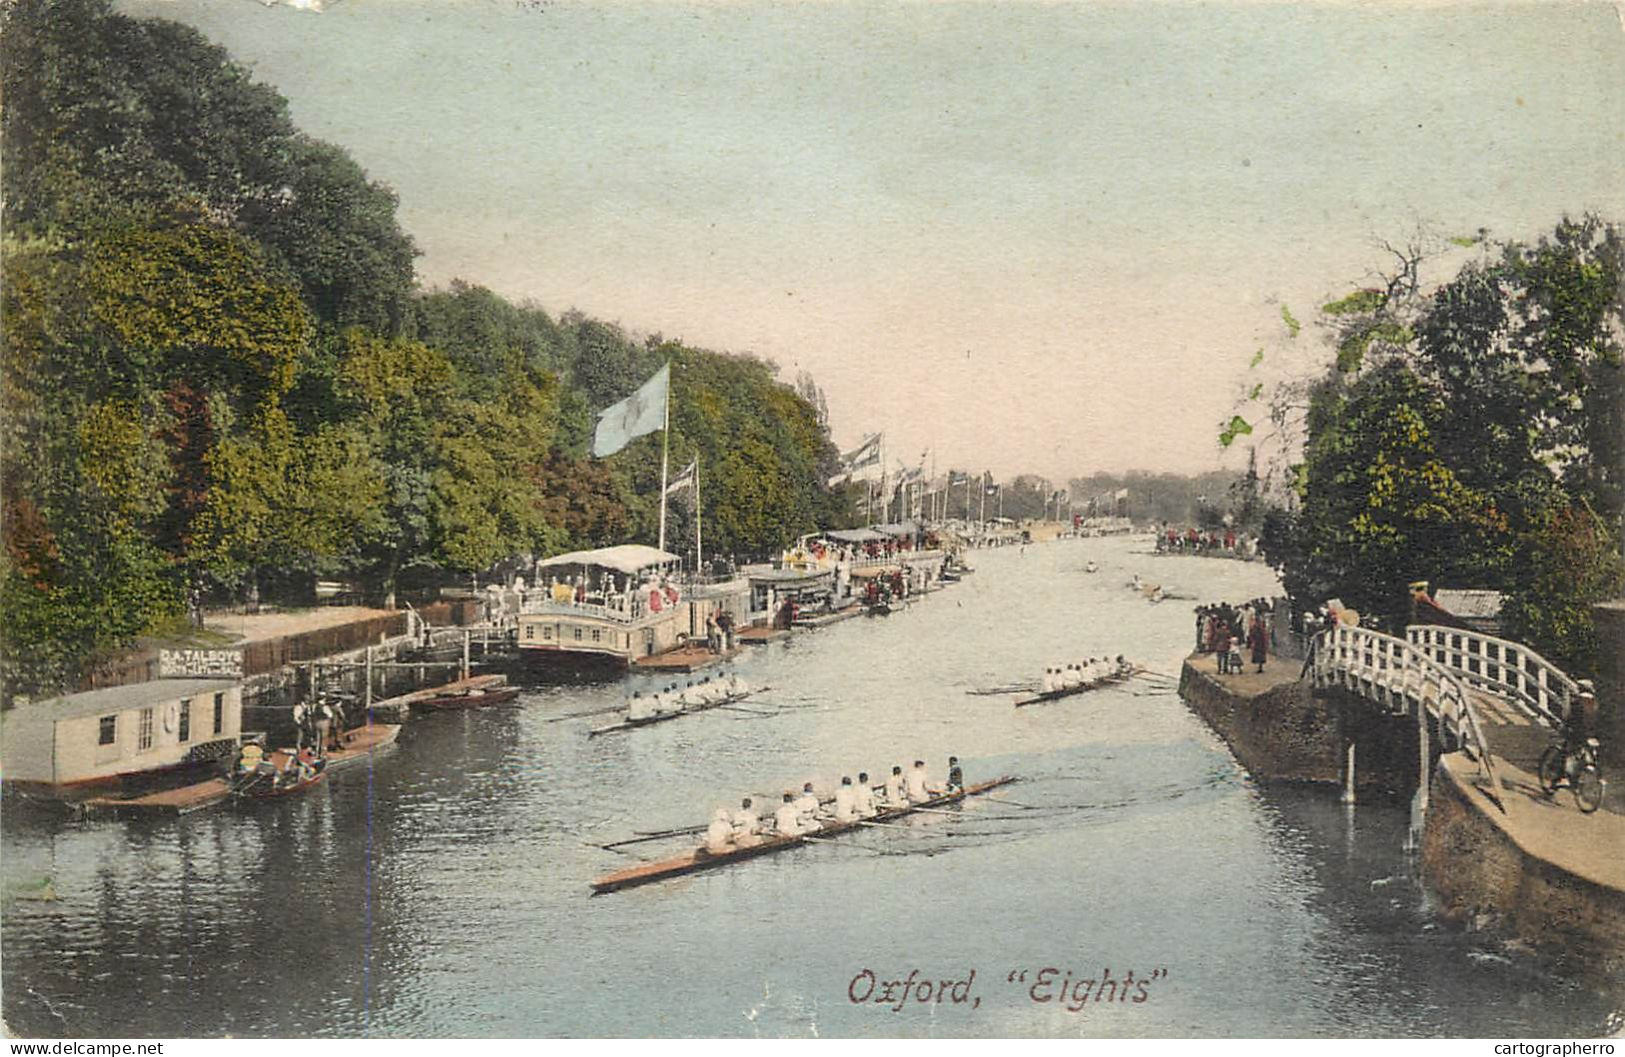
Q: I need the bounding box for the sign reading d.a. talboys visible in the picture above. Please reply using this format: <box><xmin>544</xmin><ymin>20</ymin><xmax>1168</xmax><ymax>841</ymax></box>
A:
<box><xmin>159</xmin><ymin>648</ymin><xmax>244</xmax><ymax>679</ymax></box>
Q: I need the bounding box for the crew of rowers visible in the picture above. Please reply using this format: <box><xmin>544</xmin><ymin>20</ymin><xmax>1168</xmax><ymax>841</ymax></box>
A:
<box><xmin>1039</xmin><ymin>655</ymin><xmax>1135</xmax><ymax>695</ymax></box>
<box><xmin>627</xmin><ymin>670</ymin><xmax>750</xmax><ymax>722</ymax></box>
<box><xmin>703</xmin><ymin>757</ymin><xmax>965</xmax><ymax>854</ymax></box>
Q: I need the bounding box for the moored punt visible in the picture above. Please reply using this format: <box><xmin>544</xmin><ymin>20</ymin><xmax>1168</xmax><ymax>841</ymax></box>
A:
<box><xmin>1014</xmin><ymin>669</ymin><xmax>1139</xmax><ymax>707</ymax></box>
<box><xmin>409</xmin><ymin>686</ymin><xmax>521</xmax><ymax>711</ymax></box>
<box><xmin>590</xmin><ymin>776</ymin><xmax>1015</xmax><ymax>894</ymax></box>
<box><xmin>323</xmin><ymin>722</ymin><xmax>402</xmax><ymax>772</ymax></box>
<box><xmin>587</xmin><ymin>688</ymin><xmax>769</xmax><ymax>737</ymax></box>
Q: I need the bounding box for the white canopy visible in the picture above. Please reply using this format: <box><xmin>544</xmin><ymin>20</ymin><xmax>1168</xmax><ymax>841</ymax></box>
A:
<box><xmin>537</xmin><ymin>545</ymin><xmax>680</xmax><ymax>575</ymax></box>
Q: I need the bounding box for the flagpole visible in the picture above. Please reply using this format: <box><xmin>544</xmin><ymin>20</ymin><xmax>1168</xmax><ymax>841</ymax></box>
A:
<box><xmin>657</xmin><ymin>365</ymin><xmax>670</xmax><ymax>554</ymax></box>
<box><xmin>694</xmin><ymin>449</ymin><xmax>703</xmax><ymax>573</ymax></box>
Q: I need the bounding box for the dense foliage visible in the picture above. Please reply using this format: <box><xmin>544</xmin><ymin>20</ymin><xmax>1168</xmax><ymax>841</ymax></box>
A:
<box><xmin>0</xmin><ymin>0</ymin><xmax>844</xmax><ymax>697</ymax></box>
<box><xmin>1252</xmin><ymin>219</ymin><xmax>1625</xmax><ymax>673</ymax></box>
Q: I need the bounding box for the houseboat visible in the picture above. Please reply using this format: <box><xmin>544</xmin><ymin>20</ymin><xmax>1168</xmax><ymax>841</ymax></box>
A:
<box><xmin>517</xmin><ymin>545</ymin><xmax>690</xmax><ymax>666</ymax></box>
<box><xmin>1</xmin><ymin>679</ymin><xmax>245</xmax><ymax>799</ymax></box>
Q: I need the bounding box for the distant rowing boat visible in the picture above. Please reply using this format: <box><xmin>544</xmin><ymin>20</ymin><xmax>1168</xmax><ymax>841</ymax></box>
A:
<box><xmin>587</xmin><ymin>687</ymin><xmax>770</xmax><ymax>736</ymax></box>
<box><xmin>590</xmin><ymin>776</ymin><xmax>1015</xmax><ymax>894</ymax></box>
<box><xmin>1014</xmin><ymin>669</ymin><xmax>1139</xmax><ymax>707</ymax></box>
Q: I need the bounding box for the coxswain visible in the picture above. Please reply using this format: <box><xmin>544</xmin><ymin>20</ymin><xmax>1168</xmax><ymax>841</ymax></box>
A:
<box><xmin>733</xmin><ymin>797</ymin><xmax>761</xmax><ymax>847</ymax></box>
<box><xmin>773</xmin><ymin>792</ymin><xmax>803</xmax><ymax>837</ymax></box>
<box><xmin>726</xmin><ymin>670</ymin><xmax>748</xmax><ymax>698</ymax></box>
<box><xmin>795</xmin><ymin>782</ymin><xmax>821</xmax><ymax>827</ymax></box>
<box><xmin>906</xmin><ymin>760</ymin><xmax>931</xmax><ymax>804</ymax></box>
<box><xmin>853</xmin><ymin>772</ymin><xmax>878</xmax><ymax>818</ymax></box>
<box><xmin>833</xmin><ymin>776</ymin><xmax>858</xmax><ymax>822</ymax></box>
<box><xmin>1040</xmin><ymin>667</ymin><xmax>1056</xmax><ymax>694</ymax></box>
<box><xmin>1116</xmin><ymin>655</ymin><xmax>1132</xmax><ymax>676</ymax></box>
<box><xmin>704</xmin><ymin>808</ymin><xmax>734</xmax><ymax>854</ymax></box>
<box><xmin>946</xmin><ymin>756</ymin><xmax>963</xmax><ymax>792</ymax></box>
<box><xmin>884</xmin><ymin>765</ymin><xmax>907</xmax><ymax>806</ymax></box>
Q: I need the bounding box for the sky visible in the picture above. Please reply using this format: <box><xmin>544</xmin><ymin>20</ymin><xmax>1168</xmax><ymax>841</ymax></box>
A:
<box><xmin>126</xmin><ymin>0</ymin><xmax>1625</xmax><ymax>483</ymax></box>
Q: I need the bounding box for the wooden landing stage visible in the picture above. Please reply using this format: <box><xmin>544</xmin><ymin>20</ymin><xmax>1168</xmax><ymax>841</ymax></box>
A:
<box><xmin>738</xmin><ymin>626</ymin><xmax>791</xmax><ymax>645</ymax></box>
<box><xmin>81</xmin><ymin>779</ymin><xmax>233</xmax><ymax>820</ymax></box>
<box><xmin>631</xmin><ymin>644</ymin><xmax>741</xmax><ymax>673</ymax></box>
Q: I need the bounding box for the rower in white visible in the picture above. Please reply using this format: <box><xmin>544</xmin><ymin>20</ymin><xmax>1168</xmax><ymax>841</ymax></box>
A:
<box><xmin>704</xmin><ymin>807</ymin><xmax>733</xmax><ymax>854</ymax></box>
<box><xmin>906</xmin><ymin>759</ymin><xmax>931</xmax><ymax>804</ymax></box>
<box><xmin>833</xmin><ymin>776</ymin><xmax>858</xmax><ymax>822</ymax></box>
<box><xmin>773</xmin><ymin>792</ymin><xmax>803</xmax><ymax>837</ymax></box>
<box><xmin>795</xmin><ymin>782</ymin><xmax>821</xmax><ymax>828</ymax></box>
<box><xmin>628</xmin><ymin>691</ymin><xmax>654</xmax><ymax>722</ymax></box>
<box><xmin>884</xmin><ymin>765</ymin><xmax>907</xmax><ymax>807</ymax></box>
<box><xmin>733</xmin><ymin>797</ymin><xmax>761</xmax><ymax>847</ymax></box>
<box><xmin>853</xmin><ymin>772</ymin><xmax>878</xmax><ymax>818</ymax></box>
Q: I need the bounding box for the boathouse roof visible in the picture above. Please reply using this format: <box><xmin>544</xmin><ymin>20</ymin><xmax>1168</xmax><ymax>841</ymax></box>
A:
<box><xmin>23</xmin><ymin>679</ymin><xmax>239</xmax><ymax>722</ymax></box>
<box><xmin>537</xmin><ymin>545</ymin><xmax>681</xmax><ymax>575</ymax></box>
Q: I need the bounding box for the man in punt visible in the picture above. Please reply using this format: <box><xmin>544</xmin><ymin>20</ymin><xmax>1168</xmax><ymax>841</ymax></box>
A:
<box><xmin>733</xmin><ymin>797</ymin><xmax>761</xmax><ymax>847</ymax></box>
<box><xmin>704</xmin><ymin>808</ymin><xmax>734</xmax><ymax>855</ymax></box>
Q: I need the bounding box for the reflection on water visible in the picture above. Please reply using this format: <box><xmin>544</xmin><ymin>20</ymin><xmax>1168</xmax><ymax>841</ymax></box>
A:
<box><xmin>3</xmin><ymin>538</ymin><xmax>1620</xmax><ymax>1037</ymax></box>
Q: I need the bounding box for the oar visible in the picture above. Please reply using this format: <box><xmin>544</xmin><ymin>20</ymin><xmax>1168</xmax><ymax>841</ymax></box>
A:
<box><xmin>607</xmin><ymin>825</ymin><xmax>708</xmax><ymax>848</ymax></box>
<box><xmin>799</xmin><ymin>835</ymin><xmax>886</xmax><ymax>855</ymax></box>
<box><xmin>985</xmin><ymin>794</ymin><xmax>1047</xmax><ymax>810</ymax></box>
<box><xmin>717</xmin><ymin>704</ymin><xmax>775</xmax><ymax>716</ymax></box>
<box><xmin>546</xmin><ymin>704</ymin><xmax>625</xmax><ymax>724</ymax></box>
<box><xmin>583</xmin><ymin>840</ymin><xmax>654</xmax><ymax>861</ymax></box>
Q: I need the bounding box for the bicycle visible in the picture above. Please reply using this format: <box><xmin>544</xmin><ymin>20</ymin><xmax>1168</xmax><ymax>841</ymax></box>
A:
<box><xmin>1537</xmin><ymin>736</ymin><xmax>1605</xmax><ymax>814</ymax></box>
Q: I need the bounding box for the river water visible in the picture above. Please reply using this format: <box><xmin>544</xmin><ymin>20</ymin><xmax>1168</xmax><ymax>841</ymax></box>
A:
<box><xmin>3</xmin><ymin>536</ymin><xmax>1620</xmax><ymax>1038</ymax></box>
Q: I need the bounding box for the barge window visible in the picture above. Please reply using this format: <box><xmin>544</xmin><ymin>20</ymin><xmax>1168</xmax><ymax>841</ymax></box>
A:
<box><xmin>592</xmin><ymin>629</ymin><xmax>602</xmax><ymax>642</ymax></box>
<box><xmin>543</xmin><ymin>626</ymin><xmax>552</xmax><ymax>640</ymax></box>
<box><xmin>178</xmin><ymin>700</ymin><xmax>191</xmax><ymax>743</ymax></box>
<box><xmin>213</xmin><ymin>693</ymin><xmax>224</xmax><ymax>734</ymax></box>
<box><xmin>138</xmin><ymin>708</ymin><xmax>154</xmax><ymax>752</ymax></box>
<box><xmin>98</xmin><ymin>715</ymin><xmax>117</xmax><ymax>745</ymax></box>
<box><xmin>524</xmin><ymin>624</ymin><xmax>535</xmax><ymax>640</ymax></box>
<box><xmin>574</xmin><ymin>627</ymin><xmax>582</xmax><ymax>641</ymax></box>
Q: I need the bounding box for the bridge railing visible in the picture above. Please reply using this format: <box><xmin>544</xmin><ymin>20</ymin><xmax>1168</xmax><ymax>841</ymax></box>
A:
<box><xmin>1405</xmin><ymin>625</ymin><xmax>1576</xmax><ymax>730</ymax></box>
<box><xmin>1314</xmin><ymin>623</ymin><xmax>1504</xmax><ymax>805</ymax></box>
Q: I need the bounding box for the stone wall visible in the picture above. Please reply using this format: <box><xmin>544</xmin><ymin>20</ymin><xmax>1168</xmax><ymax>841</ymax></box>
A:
<box><xmin>1177</xmin><ymin>657</ymin><xmax>1420</xmax><ymax>797</ymax></box>
<box><xmin>1421</xmin><ymin>757</ymin><xmax>1625</xmax><ymax>979</ymax></box>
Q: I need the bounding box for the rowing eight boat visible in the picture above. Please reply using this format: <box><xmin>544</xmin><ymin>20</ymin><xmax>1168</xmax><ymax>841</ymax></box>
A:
<box><xmin>589</xmin><ymin>775</ymin><xmax>1015</xmax><ymax>894</ymax></box>
<box><xmin>1013</xmin><ymin>669</ymin><xmax>1139</xmax><ymax>707</ymax></box>
<box><xmin>587</xmin><ymin>687</ymin><xmax>771</xmax><ymax>737</ymax></box>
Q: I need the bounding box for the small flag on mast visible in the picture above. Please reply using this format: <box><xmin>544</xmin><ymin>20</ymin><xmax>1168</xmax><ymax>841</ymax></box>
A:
<box><xmin>665</xmin><ymin>459</ymin><xmax>697</xmax><ymax>497</ymax></box>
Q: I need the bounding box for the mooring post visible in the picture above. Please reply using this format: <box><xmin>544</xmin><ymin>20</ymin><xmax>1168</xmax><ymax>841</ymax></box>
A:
<box><xmin>462</xmin><ymin>630</ymin><xmax>471</xmax><ymax>680</ymax></box>
<box><xmin>363</xmin><ymin>647</ymin><xmax>373</xmax><ymax>712</ymax></box>
<box><xmin>1341</xmin><ymin>701</ymin><xmax>1358</xmax><ymax>805</ymax></box>
<box><xmin>1409</xmin><ymin>696</ymin><xmax>1430</xmax><ymax>847</ymax></box>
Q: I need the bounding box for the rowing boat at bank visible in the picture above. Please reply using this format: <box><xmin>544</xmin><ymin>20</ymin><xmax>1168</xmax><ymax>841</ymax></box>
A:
<box><xmin>1013</xmin><ymin>669</ymin><xmax>1139</xmax><ymax>707</ymax></box>
<box><xmin>587</xmin><ymin>687</ymin><xmax>771</xmax><ymax>736</ymax></box>
<box><xmin>590</xmin><ymin>775</ymin><xmax>1015</xmax><ymax>894</ymax></box>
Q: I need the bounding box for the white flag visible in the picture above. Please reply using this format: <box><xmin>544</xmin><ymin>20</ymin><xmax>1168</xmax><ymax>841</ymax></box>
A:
<box><xmin>592</xmin><ymin>364</ymin><xmax>669</xmax><ymax>458</ymax></box>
